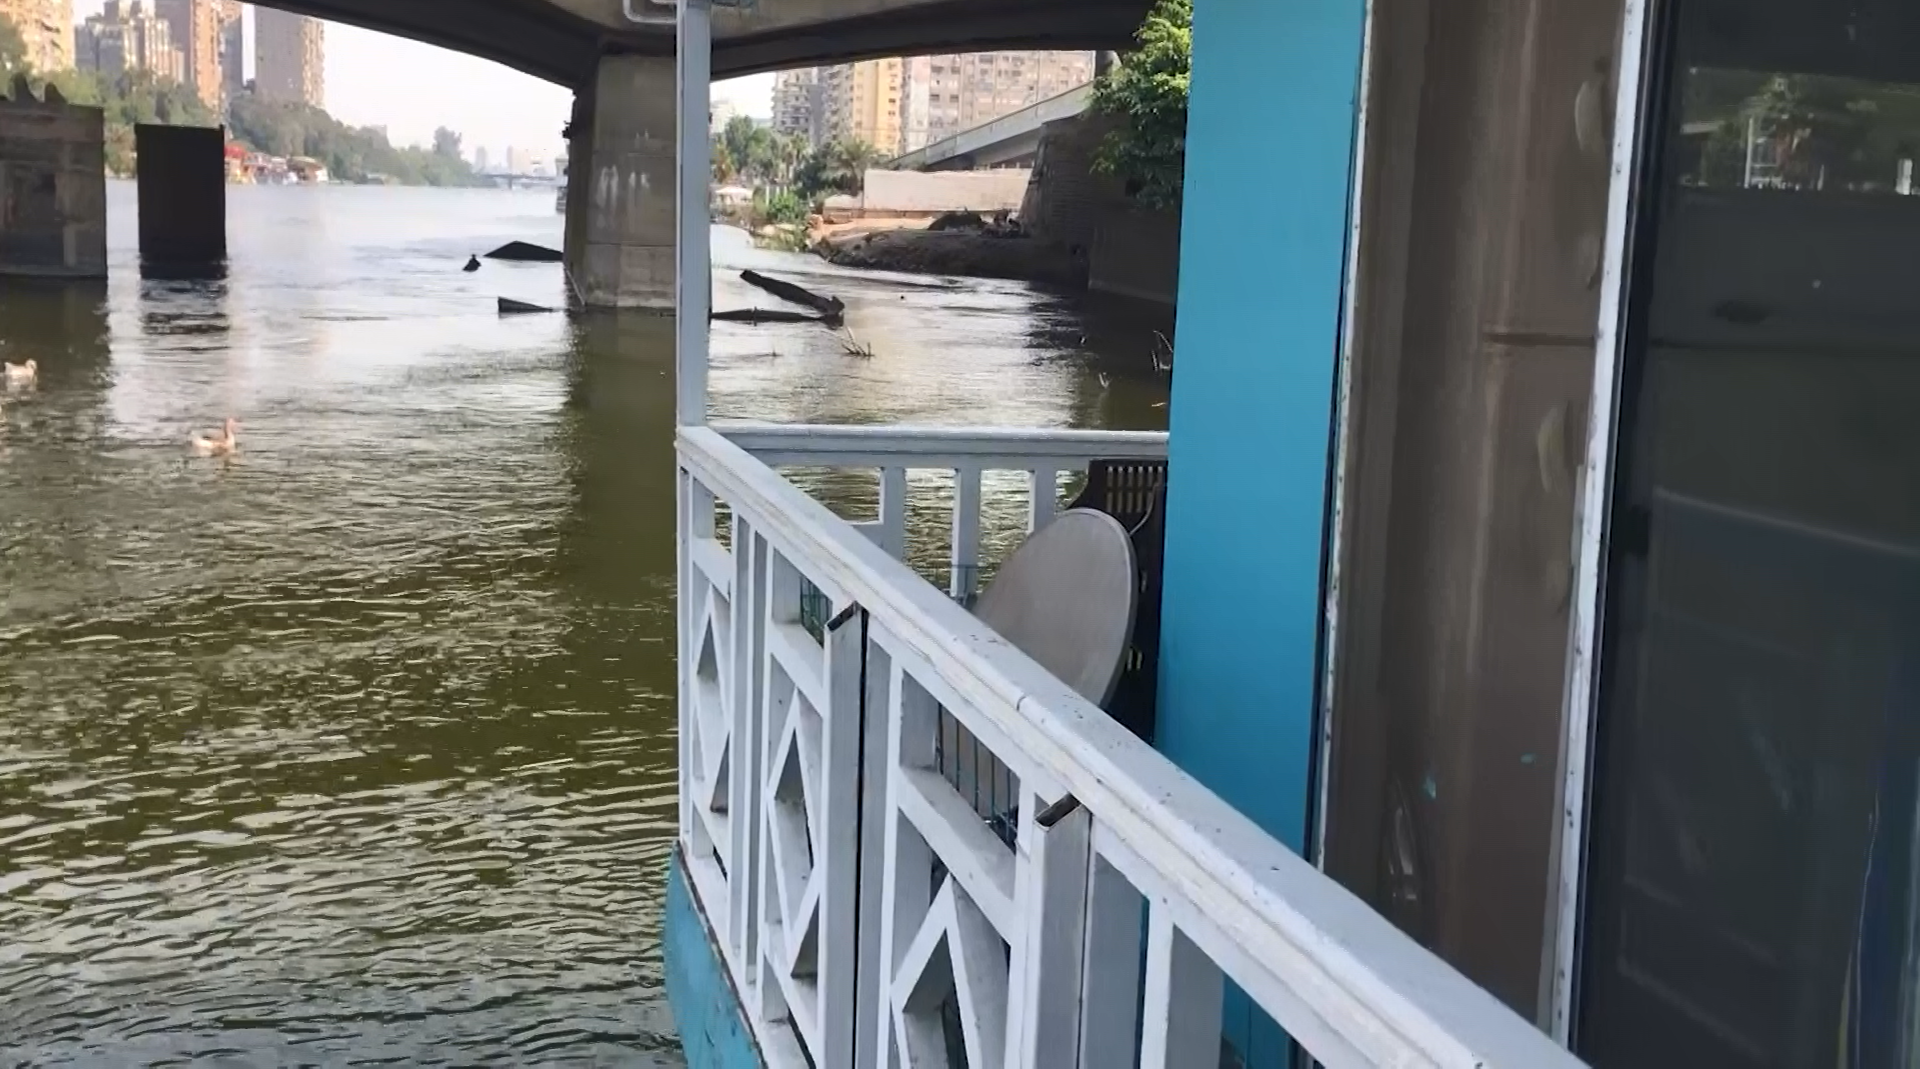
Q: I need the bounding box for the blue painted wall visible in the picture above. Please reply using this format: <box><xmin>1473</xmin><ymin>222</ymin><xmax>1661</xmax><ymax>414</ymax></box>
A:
<box><xmin>664</xmin><ymin>850</ymin><xmax>765</xmax><ymax>1069</ymax></box>
<box><xmin>1157</xmin><ymin>0</ymin><xmax>1368</xmax><ymax>1062</ymax></box>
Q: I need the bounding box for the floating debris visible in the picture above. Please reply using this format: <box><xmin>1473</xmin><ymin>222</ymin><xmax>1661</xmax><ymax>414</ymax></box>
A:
<box><xmin>712</xmin><ymin>308</ymin><xmax>829</xmax><ymax>324</ymax></box>
<box><xmin>497</xmin><ymin>297</ymin><xmax>556</xmax><ymax>315</ymax></box>
<box><xmin>484</xmin><ymin>241</ymin><xmax>564</xmax><ymax>263</ymax></box>
<box><xmin>740</xmin><ymin>269</ymin><xmax>844</xmax><ymax>322</ymax></box>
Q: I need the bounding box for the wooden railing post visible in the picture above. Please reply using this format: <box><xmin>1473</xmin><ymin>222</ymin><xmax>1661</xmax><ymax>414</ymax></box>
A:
<box><xmin>1006</xmin><ymin>790</ymin><xmax>1092</xmax><ymax>1067</ymax></box>
<box><xmin>677</xmin><ymin>426</ymin><xmax>1591</xmax><ymax>1069</ymax></box>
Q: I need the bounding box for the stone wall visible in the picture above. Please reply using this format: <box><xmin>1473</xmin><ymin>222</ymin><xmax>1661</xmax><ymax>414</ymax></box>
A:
<box><xmin>1017</xmin><ymin>111</ymin><xmax>1127</xmax><ymax>258</ymax></box>
<box><xmin>0</xmin><ymin>81</ymin><xmax>107</xmax><ymax>279</ymax></box>
<box><xmin>1088</xmin><ymin>206</ymin><xmax>1181</xmax><ymax>305</ymax></box>
<box><xmin>859</xmin><ymin>168</ymin><xmax>1030</xmax><ymax>215</ymax></box>
<box><xmin>1017</xmin><ymin>111</ymin><xmax>1181</xmax><ymax>304</ymax></box>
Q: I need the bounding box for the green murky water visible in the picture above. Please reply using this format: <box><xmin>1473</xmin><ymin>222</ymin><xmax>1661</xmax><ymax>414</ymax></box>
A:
<box><xmin>0</xmin><ymin>181</ymin><xmax>1166</xmax><ymax>1065</ymax></box>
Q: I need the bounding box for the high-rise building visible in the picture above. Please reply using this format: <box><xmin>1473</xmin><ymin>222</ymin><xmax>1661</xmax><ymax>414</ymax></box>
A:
<box><xmin>709</xmin><ymin>98</ymin><xmax>740</xmax><ymax>135</ymax></box>
<box><xmin>771</xmin><ymin>66</ymin><xmax>825</xmax><ymax>146</ymax></box>
<box><xmin>505</xmin><ymin>146</ymin><xmax>546</xmax><ymax>176</ymax></box>
<box><xmin>75</xmin><ymin>1</ymin><xmax>183</xmax><ymax>83</ymax></box>
<box><xmin>217</xmin><ymin>0</ymin><xmax>243</xmax><ymax>99</ymax></box>
<box><xmin>154</xmin><ymin>0</ymin><xmax>221</xmax><ymax>108</ymax></box>
<box><xmin>254</xmin><ymin>6</ymin><xmax>322</xmax><ymax>108</ymax></box>
<box><xmin>899</xmin><ymin>55</ymin><xmax>933</xmax><ymax>153</ymax></box>
<box><xmin>0</xmin><ymin>0</ymin><xmax>74</xmax><ymax>73</ymax></box>
<box><xmin>473</xmin><ymin>146</ymin><xmax>490</xmax><ymax>174</ymax></box>
<box><xmin>820</xmin><ymin>58</ymin><xmax>903</xmax><ymax>157</ymax></box>
<box><xmin>899</xmin><ymin>51</ymin><xmax>1096</xmax><ymax>149</ymax></box>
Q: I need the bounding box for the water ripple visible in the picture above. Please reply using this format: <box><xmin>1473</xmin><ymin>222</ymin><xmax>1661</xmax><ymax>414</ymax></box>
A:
<box><xmin>2</xmin><ymin>187</ymin><xmax>681</xmax><ymax>1066</ymax></box>
<box><xmin>1</xmin><ymin>186</ymin><xmax>1166</xmax><ymax>1064</ymax></box>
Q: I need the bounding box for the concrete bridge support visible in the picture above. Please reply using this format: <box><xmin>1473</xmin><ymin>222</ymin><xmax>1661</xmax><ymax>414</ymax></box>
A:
<box><xmin>563</xmin><ymin>55</ymin><xmax>677</xmax><ymax>310</ymax></box>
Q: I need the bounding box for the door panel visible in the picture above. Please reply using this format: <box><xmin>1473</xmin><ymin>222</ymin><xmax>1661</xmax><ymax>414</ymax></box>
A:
<box><xmin>1579</xmin><ymin>1</ymin><xmax>1920</xmax><ymax>1064</ymax></box>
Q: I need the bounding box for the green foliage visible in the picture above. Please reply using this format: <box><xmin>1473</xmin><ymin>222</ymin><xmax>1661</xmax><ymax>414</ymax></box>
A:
<box><xmin>793</xmin><ymin>139</ymin><xmax>883</xmax><ymax>201</ymax></box>
<box><xmin>10</xmin><ymin>63</ymin><xmax>219</xmax><ymax>174</ymax></box>
<box><xmin>228</xmin><ymin>93</ymin><xmax>486</xmax><ymax>186</ymax></box>
<box><xmin>757</xmin><ymin>189</ymin><xmax>808</xmax><ymax>226</ymax></box>
<box><xmin>711</xmin><ymin>116</ymin><xmax>810</xmax><ymax>189</ymax></box>
<box><xmin>1089</xmin><ymin>0</ymin><xmax>1191</xmax><ymax>210</ymax></box>
<box><xmin>1688</xmin><ymin>70</ymin><xmax>1920</xmax><ymax>191</ymax></box>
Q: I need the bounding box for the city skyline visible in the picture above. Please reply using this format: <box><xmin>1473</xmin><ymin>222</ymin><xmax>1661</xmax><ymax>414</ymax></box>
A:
<box><xmin>65</xmin><ymin>0</ymin><xmax>771</xmax><ymax>158</ymax></box>
<box><xmin>153</xmin><ymin>0</ymin><xmax>220</xmax><ymax>108</ymax></box>
<box><xmin>74</xmin><ymin>1</ymin><xmax>184</xmax><ymax>84</ymax></box>
<box><xmin>62</xmin><ymin>0</ymin><xmax>772</xmax><ymax>159</ymax></box>
<box><xmin>253</xmin><ymin>5</ymin><xmax>321</xmax><ymax>108</ymax></box>
<box><xmin>777</xmin><ymin>52</ymin><xmax>1095</xmax><ymax>157</ymax></box>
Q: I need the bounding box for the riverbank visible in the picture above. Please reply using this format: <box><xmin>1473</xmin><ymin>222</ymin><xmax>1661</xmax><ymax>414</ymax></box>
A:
<box><xmin>805</xmin><ymin>217</ymin><xmax>1084</xmax><ymax>286</ymax></box>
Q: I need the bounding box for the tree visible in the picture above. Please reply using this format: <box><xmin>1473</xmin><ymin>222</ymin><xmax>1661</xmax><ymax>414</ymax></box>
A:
<box><xmin>794</xmin><ymin>138</ymin><xmax>883</xmax><ymax>200</ymax></box>
<box><xmin>1688</xmin><ymin>71</ymin><xmax>1920</xmax><ymax>191</ymax></box>
<box><xmin>716</xmin><ymin>115</ymin><xmax>809</xmax><ymax>187</ymax></box>
<box><xmin>1089</xmin><ymin>0</ymin><xmax>1191</xmax><ymax>210</ymax></box>
<box><xmin>227</xmin><ymin>91</ymin><xmax>487</xmax><ymax>186</ymax></box>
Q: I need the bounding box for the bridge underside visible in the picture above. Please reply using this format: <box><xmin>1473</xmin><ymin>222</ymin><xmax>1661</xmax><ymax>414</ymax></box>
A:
<box><xmin>264</xmin><ymin>0</ymin><xmax>1150</xmax><ymax>88</ymax></box>
<box><xmin>266</xmin><ymin>0</ymin><xmax>1150</xmax><ymax>310</ymax></box>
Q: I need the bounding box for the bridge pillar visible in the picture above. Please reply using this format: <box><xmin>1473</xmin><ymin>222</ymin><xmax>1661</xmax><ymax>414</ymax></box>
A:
<box><xmin>564</xmin><ymin>54</ymin><xmax>677</xmax><ymax>310</ymax></box>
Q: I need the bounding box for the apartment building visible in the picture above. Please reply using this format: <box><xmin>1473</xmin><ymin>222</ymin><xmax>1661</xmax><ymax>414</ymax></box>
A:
<box><xmin>75</xmin><ymin>1</ymin><xmax>184</xmax><ymax>83</ymax></box>
<box><xmin>1</xmin><ymin>0</ymin><xmax>74</xmax><ymax>73</ymax></box>
<box><xmin>770</xmin><ymin>66</ymin><xmax>823</xmax><ymax>145</ymax></box>
<box><xmin>255</xmin><ymin>5</ymin><xmax>323</xmax><ymax>108</ymax></box>
<box><xmin>819</xmin><ymin>58</ymin><xmax>902</xmax><ymax>156</ymax></box>
<box><xmin>217</xmin><ymin>0</ymin><xmax>242</xmax><ymax>98</ymax></box>
<box><xmin>902</xmin><ymin>51</ymin><xmax>1096</xmax><ymax>150</ymax></box>
<box><xmin>153</xmin><ymin>0</ymin><xmax>221</xmax><ymax>108</ymax></box>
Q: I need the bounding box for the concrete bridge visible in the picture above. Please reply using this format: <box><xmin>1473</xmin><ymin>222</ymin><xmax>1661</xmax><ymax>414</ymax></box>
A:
<box><xmin>887</xmin><ymin>81</ymin><xmax>1091</xmax><ymax>171</ymax></box>
<box><xmin>253</xmin><ymin>0</ymin><xmax>1147</xmax><ymax>308</ymax></box>
<box><xmin>268</xmin><ymin>0</ymin><xmax>1145</xmax><ymax>89</ymax></box>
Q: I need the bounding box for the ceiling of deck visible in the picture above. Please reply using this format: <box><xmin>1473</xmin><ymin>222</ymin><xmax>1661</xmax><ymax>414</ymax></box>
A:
<box><xmin>258</xmin><ymin>0</ymin><xmax>1150</xmax><ymax>88</ymax></box>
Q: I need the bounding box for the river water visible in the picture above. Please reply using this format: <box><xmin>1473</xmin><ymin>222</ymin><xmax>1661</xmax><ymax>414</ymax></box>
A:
<box><xmin>0</xmin><ymin>182</ymin><xmax>1169</xmax><ymax>1065</ymax></box>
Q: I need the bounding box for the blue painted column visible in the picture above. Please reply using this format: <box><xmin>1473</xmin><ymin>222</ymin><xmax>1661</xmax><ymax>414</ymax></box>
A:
<box><xmin>1156</xmin><ymin>0</ymin><xmax>1367</xmax><ymax>1062</ymax></box>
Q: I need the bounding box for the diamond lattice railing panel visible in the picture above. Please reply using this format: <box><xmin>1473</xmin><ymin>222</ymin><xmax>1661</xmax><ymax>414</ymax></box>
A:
<box><xmin>890</xmin><ymin>878</ymin><xmax>1011</xmax><ymax>1069</ymax></box>
<box><xmin>767</xmin><ymin>700</ymin><xmax>816</xmax><ymax>932</ymax></box>
<box><xmin>691</xmin><ymin>586</ymin><xmax>732</xmax><ymax>793</ymax></box>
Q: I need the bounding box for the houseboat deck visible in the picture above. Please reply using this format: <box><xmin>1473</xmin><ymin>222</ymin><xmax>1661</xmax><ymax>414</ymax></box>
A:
<box><xmin>667</xmin><ymin>421</ymin><xmax>1588</xmax><ymax>1067</ymax></box>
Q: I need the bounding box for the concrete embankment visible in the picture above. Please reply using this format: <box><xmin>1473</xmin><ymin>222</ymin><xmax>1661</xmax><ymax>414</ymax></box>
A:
<box><xmin>792</xmin><ymin>111</ymin><xmax>1180</xmax><ymax>303</ymax></box>
<box><xmin>812</xmin><ymin>224</ymin><xmax>1083</xmax><ymax>286</ymax></box>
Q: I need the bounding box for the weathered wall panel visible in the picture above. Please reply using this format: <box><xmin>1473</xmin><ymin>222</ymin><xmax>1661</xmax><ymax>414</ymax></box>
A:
<box><xmin>1322</xmin><ymin>0</ymin><xmax>1626</xmax><ymax>1023</ymax></box>
<box><xmin>135</xmin><ymin>122</ymin><xmax>227</xmax><ymax>274</ymax></box>
<box><xmin>0</xmin><ymin>85</ymin><xmax>106</xmax><ymax>279</ymax></box>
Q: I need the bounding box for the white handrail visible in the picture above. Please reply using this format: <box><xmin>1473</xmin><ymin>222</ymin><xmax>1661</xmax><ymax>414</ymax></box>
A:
<box><xmin>678</xmin><ymin>425</ymin><xmax>1586</xmax><ymax>1069</ymax></box>
<box><xmin>718</xmin><ymin>421</ymin><xmax>1168</xmax><ymax>467</ymax></box>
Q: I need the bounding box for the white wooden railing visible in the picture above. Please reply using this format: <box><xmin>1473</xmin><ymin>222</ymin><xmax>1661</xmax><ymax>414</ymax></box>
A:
<box><xmin>676</xmin><ymin>422</ymin><xmax>1586</xmax><ymax>1069</ymax></box>
<box><xmin>720</xmin><ymin>422</ymin><xmax>1169</xmax><ymax>602</ymax></box>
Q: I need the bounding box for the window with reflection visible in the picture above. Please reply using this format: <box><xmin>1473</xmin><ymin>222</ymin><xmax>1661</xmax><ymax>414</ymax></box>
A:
<box><xmin>1580</xmin><ymin>0</ymin><xmax>1920</xmax><ymax>1066</ymax></box>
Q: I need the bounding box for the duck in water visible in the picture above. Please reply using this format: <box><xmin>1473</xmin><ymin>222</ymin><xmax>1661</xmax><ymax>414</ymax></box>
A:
<box><xmin>190</xmin><ymin>418</ymin><xmax>239</xmax><ymax>457</ymax></box>
<box><xmin>463</xmin><ymin>255</ymin><xmax>481</xmax><ymax>272</ymax></box>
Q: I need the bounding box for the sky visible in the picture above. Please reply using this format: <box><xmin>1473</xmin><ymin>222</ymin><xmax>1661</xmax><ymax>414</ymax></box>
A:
<box><xmin>73</xmin><ymin>1</ymin><xmax>774</xmax><ymax>162</ymax></box>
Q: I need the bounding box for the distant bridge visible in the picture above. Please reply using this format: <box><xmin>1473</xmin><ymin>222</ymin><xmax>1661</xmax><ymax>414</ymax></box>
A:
<box><xmin>482</xmin><ymin>173</ymin><xmax>562</xmax><ymax>189</ymax></box>
<box><xmin>888</xmin><ymin>82</ymin><xmax>1092</xmax><ymax>172</ymax></box>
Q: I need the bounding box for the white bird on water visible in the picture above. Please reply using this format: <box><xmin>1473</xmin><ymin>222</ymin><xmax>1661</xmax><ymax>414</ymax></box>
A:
<box><xmin>3</xmin><ymin>359</ymin><xmax>36</xmax><ymax>388</ymax></box>
<box><xmin>190</xmin><ymin>418</ymin><xmax>239</xmax><ymax>457</ymax></box>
